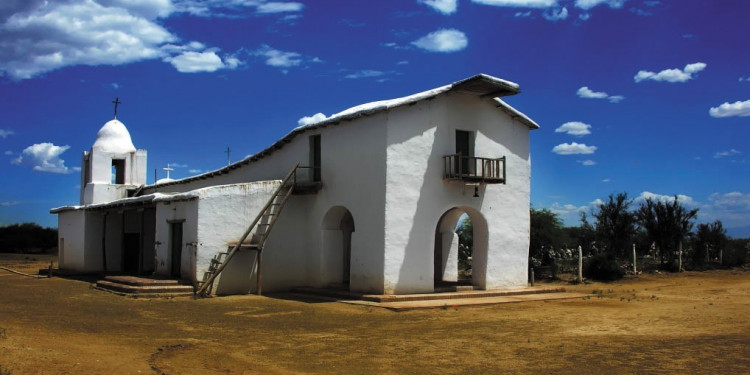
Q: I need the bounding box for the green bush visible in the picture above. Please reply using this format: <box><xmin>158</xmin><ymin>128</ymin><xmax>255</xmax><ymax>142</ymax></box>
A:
<box><xmin>584</xmin><ymin>253</ymin><xmax>624</xmax><ymax>281</ymax></box>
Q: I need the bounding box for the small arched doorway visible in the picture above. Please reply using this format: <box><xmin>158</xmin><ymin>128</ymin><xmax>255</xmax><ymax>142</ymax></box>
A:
<box><xmin>434</xmin><ymin>207</ymin><xmax>488</xmax><ymax>290</ymax></box>
<box><xmin>321</xmin><ymin>206</ymin><xmax>355</xmax><ymax>287</ymax></box>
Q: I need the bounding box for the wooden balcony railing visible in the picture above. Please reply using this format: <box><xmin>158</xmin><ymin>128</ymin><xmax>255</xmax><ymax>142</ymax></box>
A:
<box><xmin>443</xmin><ymin>154</ymin><xmax>506</xmax><ymax>184</ymax></box>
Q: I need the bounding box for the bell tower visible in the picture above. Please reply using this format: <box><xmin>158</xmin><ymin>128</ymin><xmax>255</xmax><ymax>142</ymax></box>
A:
<box><xmin>79</xmin><ymin>98</ymin><xmax>147</xmax><ymax>205</ymax></box>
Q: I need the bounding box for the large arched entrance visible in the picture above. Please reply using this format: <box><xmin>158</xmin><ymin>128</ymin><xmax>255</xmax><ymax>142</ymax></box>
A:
<box><xmin>434</xmin><ymin>207</ymin><xmax>488</xmax><ymax>290</ymax></box>
<box><xmin>321</xmin><ymin>206</ymin><xmax>355</xmax><ymax>287</ymax></box>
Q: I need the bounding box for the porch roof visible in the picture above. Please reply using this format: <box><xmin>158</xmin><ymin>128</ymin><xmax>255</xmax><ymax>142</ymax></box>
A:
<box><xmin>50</xmin><ymin>191</ymin><xmax>198</xmax><ymax>214</ymax></box>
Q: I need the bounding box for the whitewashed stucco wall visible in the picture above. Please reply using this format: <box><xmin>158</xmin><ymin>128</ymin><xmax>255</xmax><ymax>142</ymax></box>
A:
<box><xmin>154</xmin><ymin>199</ymin><xmax>198</xmax><ymax>279</ymax></box>
<box><xmin>142</xmin><ymin>112</ymin><xmax>389</xmax><ymax>293</ymax></box>
<box><xmin>57</xmin><ymin>210</ymin><xmax>85</xmax><ymax>271</ymax></box>
<box><xmin>383</xmin><ymin>92</ymin><xmax>531</xmax><ymax>294</ymax></box>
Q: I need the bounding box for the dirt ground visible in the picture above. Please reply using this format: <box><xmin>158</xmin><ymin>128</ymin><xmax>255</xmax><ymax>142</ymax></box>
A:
<box><xmin>1</xmin><ymin>254</ymin><xmax>748</xmax><ymax>374</ymax></box>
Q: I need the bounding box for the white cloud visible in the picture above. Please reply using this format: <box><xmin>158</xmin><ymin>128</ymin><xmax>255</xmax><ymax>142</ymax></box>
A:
<box><xmin>4</xmin><ymin>151</ymin><xmax>12</xmax><ymax>155</ymax></box>
<box><xmin>590</xmin><ymin>198</ymin><xmax>604</xmax><ymax>206</ymax></box>
<box><xmin>188</xmin><ymin>169</ymin><xmax>202</xmax><ymax>174</ymax></box>
<box><xmin>601</xmin><ymin>179</ymin><xmax>610</xmax><ymax>183</ymax></box>
<box><xmin>552</xmin><ymin>142</ymin><xmax>597</xmax><ymax>155</ymax></box>
<box><xmin>709</xmin><ymin>99</ymin><xmax>750</xmax><ymax>118</ymax></box>
<box><xmin>550</xmin><ymin>202</ymin><xmax>587</xmax><ymax>215</ymax></box>
<box><xmin>419</xmin><ymin>0</ymin><xmax>458</xmax><ymax>15</ymax></box>
<box><xmin>412</xmin><ymin>29</ymin><xmax>468</xmax><ymax>53</ymax></box>
<box><xmin>575</xmin><ymin>0</ymin><xmax>626</xmax><ymax>10</ymax></box>
<box><xmin>173</xmin><ymin>1</ymin><xmax>303</xmax><ymax>17</ymax></box>
<box><xmin>12</xmin><ymin>142</ymin><xmax>72</xmax><ymax>174</ymax></box>
<box><xmin>635</xmin><ymin>191</ymin><xmax>697</xmax><ymax>206</ymax></box>
<box><xmin>579</xmin><ymin>13</ymin><xmax>591</xmax><ymax>20</ymax></box>
<box><xmin>555</xmin><ymin>121</ymin><xmax>592</xmax><ymax>136</ymax></box>
<box><xmin>608</xmin><ymin>95</ymin><xmax>625</xmax><ymax>103</ymax></box>
<box><xmin>714</xmin><ymin>149</ymin><xmax>741</xmax><ymax>159</ymax></box>
<box><xmin>345</xmin><ymin>70</ymin><xmax>386</xmax><ymax>79</ymax></box>
<box><xmin>397</xmin><ymin>60</ymin><xmax>409</xmax><ymax>65</ymax></box>
<box><xmin>630</xmin><ymin>8</ymin><xmax>651</xmax><ymax>16</ymax></box>
<box><xmin>577</xmin><ymin>86</ymin><xmax>607</xmax><ymax>99</ymax></box>
<box><xmin>739</xmin><ymin>77</ymin><xmax>750</xmax><ymax>82</ymax></box>
<box><xmin>472</xmin><ymin>0</ymin><xmax>557</xmax><ymax>8</ymax></box>
<box><xmin>543</xmin><ymin>7</ymin><xmax>568</xmax><ymax>21</ymax></box>
<box><xmin>0</xmin><ymin>129</ymin><xmax>14</xmax><ymax>138</ymax></box>
<box><xmin>0</xmin><ymin>201</ymin><xmax>21</xmax><ymax>207</ymax></box>
<box><xmin>298</xmin><ymin>113</ymin><xmax>327</xmax><ymax>127</ymax></box>
<box><xmin>709</xmin><ymin>192</ymin><xmax>750</xmax><ymax>211</ymax></box>
<box><xmin>253</xmin><ymin>45</ymin><xmax>303</xmax><ymax>68</ymax></box>
<box><xmin>256</xmin><ymin>2</ymin><xmax>304</xmax><ymax>14</ymax></box>
<box><xmin>578</xmin><ymin>159</ymin><xmax>597</xmax><ymax>166</ymax></box>
<box><xmin>0</xmin><ymin>0</ymin><xmax>177</xmax><ymax>80</ymax></box>
<box><xmin>576</xmin><ymin>86</ymin><xmax>625</xmax><ymax>103</ymax></box>
<box><xmin>161</xmin><ymin>41</ymin><xmax>206</xmax><ymax>54</ymax></box>
<box><xmin>634</xmin><ymin>62</ymin><xmax>706</xmax><ymax>83</ymax></box>
<box><xmin>169</xmin><ymin>163</ymin><xmax>188</xmax><ymax>168</ymax></box>
<box><xmin>704</xmin><ymin>192</ymin><xmax>750</xmax><ymax>229</ymax></box>
<box><xmin>166</xmin><ymin>51</ymin><xmax>237</xmax><ymax>73</ymax></box>
<box><xmin>515</xmin><ymin>11</ymin><xmax>532</xmax><ymax>17</ymax></box>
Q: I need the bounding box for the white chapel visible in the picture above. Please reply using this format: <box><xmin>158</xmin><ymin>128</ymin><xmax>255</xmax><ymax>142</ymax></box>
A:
<box><xmin>52</xmin><ymin>74</ymin><xmax>539</xmax><ymax>296</ymax></box>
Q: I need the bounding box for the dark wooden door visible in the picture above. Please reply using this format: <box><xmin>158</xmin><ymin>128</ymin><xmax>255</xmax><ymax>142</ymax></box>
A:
<box><xmin>456</xmin><ymin>130</ymin><xmax>471</xmax><ymax>175</ymax></box>
<box><xmin>311</xmin><ymin>135</ymin><xmax>321</xmax><ymax>182</ymax></box>
<box><xmin>170</xmin><ymin>223</ymin><xmax>183</xmax><ymax>278</ymax></box>
<box><xmin>122</xmin><ymin>234</ymin><xmax>140</xmax><ymax>274</ymax></box>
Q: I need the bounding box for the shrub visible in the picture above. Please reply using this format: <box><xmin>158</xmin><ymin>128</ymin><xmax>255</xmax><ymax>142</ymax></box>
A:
<box><xmin>723</xmin><ymin>239</ymin><xmax>749</xmax><ymax>267</ymax></box>
<box><xmin>584</xmin><ymin>253</ymin><xmax>624</xmax><ymax>281</ymax></box>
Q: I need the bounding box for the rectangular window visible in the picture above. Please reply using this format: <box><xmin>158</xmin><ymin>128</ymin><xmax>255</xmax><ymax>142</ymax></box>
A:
<box><xmin>309</xmin><ymin>134</ymin><xmax>321</xmax><ymax>182</ymax></box>
<box><xmin>111</xmin><ymin>159</ymin><xmax>125</xmax><ymax>184</ymax></box>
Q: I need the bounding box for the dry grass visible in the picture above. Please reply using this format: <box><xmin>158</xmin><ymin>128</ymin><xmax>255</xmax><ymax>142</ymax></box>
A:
<box><xmin>0</xmin><ymin>254</ymin><xmax>748</xmax><ymax>374</ymax></box>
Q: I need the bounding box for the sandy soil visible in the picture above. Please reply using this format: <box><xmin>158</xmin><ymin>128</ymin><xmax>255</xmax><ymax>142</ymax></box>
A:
<box><xmin>0</xmin><ymin>254</ymin><xmax>748</xmax><ymax>374</ymax></box>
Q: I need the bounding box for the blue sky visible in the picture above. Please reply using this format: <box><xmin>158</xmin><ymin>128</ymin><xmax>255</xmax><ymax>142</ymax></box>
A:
<box><xmin>1</xmin><ymin>0</ymin><xmax>748</xmax><ymax>236</ymax></box>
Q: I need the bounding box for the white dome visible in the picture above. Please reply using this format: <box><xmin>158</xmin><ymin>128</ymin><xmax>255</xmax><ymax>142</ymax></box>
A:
<box><xmin>92</xmin><ymin>119</ymin><xmax>136</xmax><ymax>153</ymax></box>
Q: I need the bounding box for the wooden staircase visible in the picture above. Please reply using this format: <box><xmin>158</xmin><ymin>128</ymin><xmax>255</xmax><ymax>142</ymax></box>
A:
<box><xmin>195</xmin><ymin>164</ymin><xmax>311</xmax><ymax>297</ymax></box>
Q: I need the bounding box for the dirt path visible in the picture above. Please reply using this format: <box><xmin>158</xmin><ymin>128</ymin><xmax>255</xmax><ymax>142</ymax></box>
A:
<box><xmin>1</xmin><ymin>256</ymin><xmax>748</xmax><ymax>374</ymax></box>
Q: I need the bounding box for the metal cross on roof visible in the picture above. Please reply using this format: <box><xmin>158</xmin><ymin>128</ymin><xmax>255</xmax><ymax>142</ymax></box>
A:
<box><xmin>163</xmin><ymin>163</ymin><xmax>173</xmax><ymax>179</ymax></box>
<box><xmin>112</xmin><ymin>97</ymin><xmax>121</xmax><ymax>118</ymax></box>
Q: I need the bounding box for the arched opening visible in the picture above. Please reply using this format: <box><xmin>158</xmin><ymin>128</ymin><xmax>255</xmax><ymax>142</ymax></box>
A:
<box><xmin>321</xmin><ymin>206</ymin><xmax>355</xmax><ymax>287</ymax></box>
<box><xmin>434</xmin><ymin>207</ymin><xmax>488</xmax><ymax>290</ymax></box>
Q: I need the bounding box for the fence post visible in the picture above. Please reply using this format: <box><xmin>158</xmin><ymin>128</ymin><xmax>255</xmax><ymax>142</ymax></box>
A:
<box><xmin>679</xmin><ymin>242</ymin><xmax>684</xmax><ymax>272</ymax></box>
<box><xmin>529</xmin><ymin>267</ymin><xmax>535</xmax><ymax>287</ymax></box>
<box><xmin>633</xmin><ymin>244</ymin><xmax>637</xmax><ymax>275</ymax></box>
<box><xmin>578</xmin><ymin>245</ymin><xmax>583</xmax><ymax>283</ymax></box>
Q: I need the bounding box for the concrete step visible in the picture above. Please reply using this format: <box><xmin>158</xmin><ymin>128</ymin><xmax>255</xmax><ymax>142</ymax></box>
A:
<box><xmin>103</xmin><ymin>275</ymin><xmax>184</xmax><ymax>287</ymax></box>
<box><xmin>434</xmin><ymin>284</ymin><xmax>478</xmax><ymax>293</ymax></box>
<box><xmin>290</xmin><ymin>286</ymin><xmax>567</xmax><ymax>303</ymax></box>
<box><xmin>94</xmin><ymin>278</ymin><xmax>194</xmax><ymax>298</ymax></box>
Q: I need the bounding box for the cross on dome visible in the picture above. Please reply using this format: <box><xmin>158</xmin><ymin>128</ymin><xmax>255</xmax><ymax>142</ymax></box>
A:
<box><xmin>112</xmin><ymin>97</ymin><xmax>121</xmax><ymax>118</ymax></box>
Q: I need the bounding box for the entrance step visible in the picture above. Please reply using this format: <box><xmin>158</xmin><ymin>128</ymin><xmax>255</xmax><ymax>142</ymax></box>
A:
<box><xmin>94</xmin><ymin>276</ymin><xmax>194</xmax><ymax>298</ymax></box>
<box><xmin>433</xmin><ymin>282</ymin><xmax>478</xmax><ymax>293</ymax></box>
<box><xmin>290</xmin><ymin>286</ymin><xmax>567</xmax><ymax>303</ymax></box>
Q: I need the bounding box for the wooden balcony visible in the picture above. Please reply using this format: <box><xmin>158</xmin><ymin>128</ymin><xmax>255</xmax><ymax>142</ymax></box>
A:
<box><xmin>443</xmin><ymin>154</ymin><xmax>506</xmax><ymax>184</ymax></box>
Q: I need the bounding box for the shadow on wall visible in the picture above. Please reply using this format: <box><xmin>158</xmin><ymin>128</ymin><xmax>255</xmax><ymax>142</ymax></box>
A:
<box><xmin>393</xmin><ymin>99</ymin><xmax>484</xmax><ymax>294</ymax></box>
<box><xmin>395</xmin><ymin>96</ymin><xmax>528</xmax><ymax>293</ymax></box>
